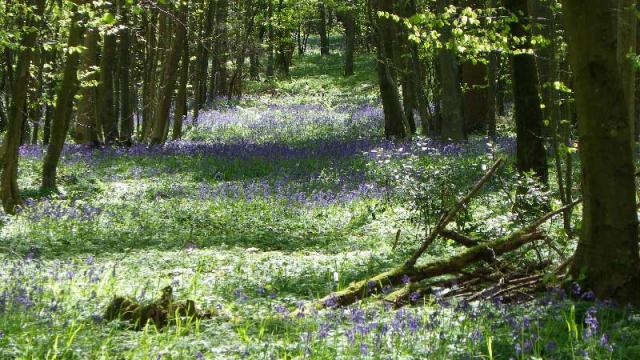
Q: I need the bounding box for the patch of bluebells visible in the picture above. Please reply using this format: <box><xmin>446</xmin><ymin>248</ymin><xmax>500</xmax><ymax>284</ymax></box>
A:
<box><xmin>238</xmin><ymin>285</ymin><xmax>635</xmax><ymax>359</ymax></box>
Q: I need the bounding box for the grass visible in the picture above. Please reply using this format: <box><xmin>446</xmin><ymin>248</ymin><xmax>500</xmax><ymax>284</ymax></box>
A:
<box><xmin>1</xmin><ymin>47</ymin><xmax>640</xmax><ymax>359</ymax></box>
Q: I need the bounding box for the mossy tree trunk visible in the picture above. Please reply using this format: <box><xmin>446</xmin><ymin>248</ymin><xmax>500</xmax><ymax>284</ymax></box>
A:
<box><xmin>563</xmin><ymin>0</ymin><xmax>640</xmax><ymax>304</ymax></box>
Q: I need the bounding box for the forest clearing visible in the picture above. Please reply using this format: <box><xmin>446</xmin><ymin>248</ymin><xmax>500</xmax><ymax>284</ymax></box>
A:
<box><xmin>2</xmin><ymin>0</ymin><xmax>640</xmax><ymax>359</ymax></box>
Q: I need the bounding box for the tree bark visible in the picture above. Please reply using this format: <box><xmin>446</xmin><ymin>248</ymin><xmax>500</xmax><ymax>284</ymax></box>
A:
<box><xmin>149</xmin><ymin>2</ymin><xmax>187</xmax><ymax>144</ymax></box>
<box><xmin>75</xmin><ymin>29</ymin><xmax>99</xmax><ymax>144</ymax></box>
<box><xmin>318</xmin><ymin>1</ymin><xmax>330</xmax><ymax>56</ymax></box>
<box><xmin>370</xmin><ymin>0</ymin><xmax>409</xmax><ymax>139</ymax></box>
<box><xmin>42</xmin><ymin>2</ymin><xmax>86</xmax><ymax>191</ymax></box>
<box><xmin>563</xmin><ymin>0</ymin><xmax>640</xmax><ymax>304</ymax></box>
<box><xmin>118</xmin><ymin>0</ymin><xmax>133</xmax><ymax>145</ymax></box>
<box><xmin>337</xmin><ymin>8</ymin><xmax>356</xmax><ymax>76</ymax></box>
<box><xmin>1</xmin><ymin>0</ymin><xmax>45</xmax><ymax>214</ymax></box>
<box><xmin>505</xmin><ymin>0</ymin><xmax>548</xmax><ymax>185</ymax></box>
<box><xmin>173</xmin><ymin>7</ymin><xmax>190</xmax><ymax>141</ymax></box>
<box><xmin>98</xmin><ymin>19</ymin><xmax>118</xmax><ymax>144</ymax></box>
<box><xmin>437</xmin><ymin>0</ymin><xmax>465</xmax><ymax>141</ymax></box>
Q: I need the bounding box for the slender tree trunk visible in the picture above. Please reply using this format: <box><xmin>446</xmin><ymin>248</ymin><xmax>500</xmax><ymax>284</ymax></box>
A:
<box><xmin>42</xmin><ymin>3</ymin><xmax>85</xmax><ymax>191</ymax></box>
<box><xmin>43</xmin><ymin>104</ymin><xmax>52</xmax><ymax>145</ymax></box>
<box><xmin>370</xmin><ymin>0</ymin><xmax>409</xmax><ymax>139</ymax></box>
<box><xmin>118</xmin><ymin>0</ymin><xmax>133</xmax><ymax>145</ymax></box>
<box><xmin>506</xmin><ymin>0</ymin><xmax>548</xmax><ymax>184</ymax></box>
<box><xmin>193</xmin><ymin>0</ymin><xmax>215</xmax><ymax>120</ymax></box>
<box><xmin>1</xmin><ymin>0</ymin><xmax>46</xmax><ymax>214</ymax></box>
<box><xmin>209</xmin><ymin>0</ymin><xmax>229</xmax><ymax>102</ymax></box>
<box><xmin>563</xmin><ymin>0</ymin><xmax>640</xmax><ymax>304</ymax></box>
<box><xmin>98</xmin><ymin>21</ymin><xmax>118</xmax><ymax>144</ymax></box>
<box><xmin>150</xmin><ymin>2</ymin><xmax>187</xmax><ymax>144</ymax></box>
<box><xmin>142</xmin><ymin>11</ymin><xmax>158</xmax><ymax>135</ymax></box>
<box><xmin>173</xmin><ymin>9</ymin><xmax>190</xmax><ymax>141</ymax></box>
<box><xmin>28</xmin><ymin>48</ymin><xmax>45</xmax><ymax>145</ymax></box>
<box><xmin>75</xmin><ymin>29</ymin><xmax>99</xmax><ymax>144</ymax></box>
<box><xmin>487</xmin><ymin>50</ymin><xmax>498</xmax><ymax>140</ymax></box>
<box><xmin>338</xmin><ymin>8</ymin><xmax>356</xmax><ymax>76</ymax></box>
<box><xmin>318</xmin><ymin>1</ymin><xmax>330</xmax><ymax>56</ymax></box>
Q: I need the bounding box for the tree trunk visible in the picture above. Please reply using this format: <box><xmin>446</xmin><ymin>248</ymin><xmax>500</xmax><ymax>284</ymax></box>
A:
<box><xmin>462</xmin><ymin>62</ymin><xmax>488</xmax><ymax>134</ymax></box>
<box><xmin>370</xmin><ymin>0</ymin><xmax>409</xmax><ymax>139</ymax></box>
<box><xmin>173</xmin><ymin>10</ymin><xmax>190</xmax><ymax>141</ymax></box>
<box><xmin>617</xmin><ymin>0</ymin><xmax>637</xmax><ymax>141</ymax></box>
<box><xmin>209</xmin><ymin>0</ymin><xmax>229</xmax><ymax>102</ymax></box>
<box><xmin>118</xmin><ymin>0</ymin><xmax>133</xmax><ymax>145</ymax></box>
<box><xmin>338</xmin><ymin>9</ymin><xmax>356</xmax><ymax>76</ymax></box>
<box><xmin>487</xmin><ymin>50</ymin><xmax>498</xmax><ymax>140</ymax></box>
<box><xmin>149</xmin><ymin>2</ymin><xmax>187</xmax><ymax>145</ymax></box>
<box><xmin>506</xmin><ymin>0</ymin><xmax>548</xmax><ymax>185</ymax></box>
<box><xmin>318</xmin><ymin>1</ymin><xmax>330</xmax><ymax>56</ymax></box>
<box><xmin>42</xmin><ymin>3</ymin><xmax>86</xmax><ymax>191</ymax></box>
<box><xmin>1</xmin><ymin>0</ymin><xmax>46</xmax><ymax>214</ymax></box>
<box><xmin>437</xmin><ymin>0</ymin><xmax>465</xmax><ymax>141</ymax></box>
<box><xmin>75</xmin><ymin>29</ymin><xmax>99</xmax><ymax>144</ymax></box>
<box><xmin>563</xmin><ymin>0</ymin><xmax>640</xmax><ymax>304</ymax></box>
<box><xmin>98</xmin><ymin>21</ymin><xmax>118</xmax><ymax>144</ymax></box>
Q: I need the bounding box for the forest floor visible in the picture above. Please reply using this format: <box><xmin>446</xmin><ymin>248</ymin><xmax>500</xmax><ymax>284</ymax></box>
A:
<box><xmin>2</xmin><ymin>49</ymin><xmax>640</xmax><ymax>359</ymax></box>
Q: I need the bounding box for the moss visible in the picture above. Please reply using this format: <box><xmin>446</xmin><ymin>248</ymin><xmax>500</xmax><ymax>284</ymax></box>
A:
<box><xmin>103</xmin><ymin>286</ymin><xmax>213</xmax><ymax>331</ymax></box>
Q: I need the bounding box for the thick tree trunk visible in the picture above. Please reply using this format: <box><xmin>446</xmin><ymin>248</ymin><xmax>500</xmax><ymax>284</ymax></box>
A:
<box><xmin>98</xmin><ymin>22</ymin><xmax>118</xmax><ymax>144</ymax></box>
<box><xmin>617</xmin><ymin>0</ymin><xmax>637</xmax><ymax>141</ymax></box>
<box><xmin>1</xmin><ymin>0</ymin><xmax>45</xmax><ymax>214</ymax></box>
<box><xmin>563</xmin><ymin>0</ymin><xmax>640</xmax><ymax>304</ymax></box>
<box><xmin>462</xmin><ymin>62</ymin><xmax>488</xmax><ymax>134</ymax></box>
<box><xmin>42</xmin><ymin>4</ymin><xmax>85</xmax><ymax>191</ymax></box>
<box><xmin>437</xmin><ymin>0</ymin><xmax>465</xmax><ymax>141</ymax></box>
<box><xmin>506</xmin><ymin>0</ymin><xmax>548</xmax><ymax>185</ymax></box>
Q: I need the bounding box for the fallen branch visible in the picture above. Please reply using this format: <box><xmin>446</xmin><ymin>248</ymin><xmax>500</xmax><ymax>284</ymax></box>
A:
<box><xmin>300</xmin><ymin>199</ymin><xmax>582</xmax><ymax>312</ymax></box>
<box><xmin>440</xmin><ymin>230</ymin><xmax>480</xmax><ymax>247</ymax></box>
<box><xmin>301</xmin><ymin>231</ymin><xmax>544</xmax><ymax>312</ymax></box>
<box><xmin>405</xmin><ymin>158</ymin><xmax>504</xmax><ymax>267</ymax></box>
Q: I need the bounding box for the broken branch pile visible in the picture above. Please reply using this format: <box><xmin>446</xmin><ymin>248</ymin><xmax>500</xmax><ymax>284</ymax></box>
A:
<box><xmin>299</xmin><ymin>158</ymin><xmax>581</xmax><ymax>314</ymax></box>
